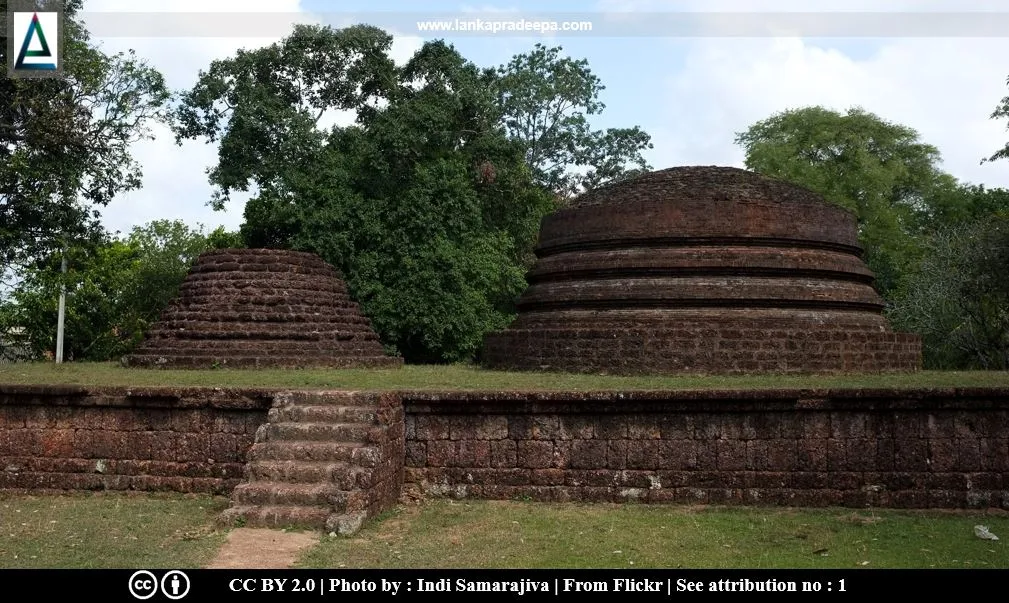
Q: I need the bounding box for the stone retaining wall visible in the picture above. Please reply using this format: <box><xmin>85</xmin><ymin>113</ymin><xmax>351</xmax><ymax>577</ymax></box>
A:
<box><xmin>0</xmin><ymin>386</ymin><xmax>272</xmax><ymax>493</ymax></box>
<box><xmin>404</xmin><ymin>389</ymin><xmax>1009</xmax><ymax>508</ymax></box>
<box><xmin>3</xmin><ymin>385</ymin><xmax>1009</xmax><ymax>510</ymax></box>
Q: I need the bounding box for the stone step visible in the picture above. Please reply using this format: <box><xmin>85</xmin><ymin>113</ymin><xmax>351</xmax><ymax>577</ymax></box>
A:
<box><xmin>219</xmin><ymin>504</ymin><xmax>330</xmax><ymax>530</ymax></box>
<box><xmin>166</xmin><ymin>293</ymin><xmax>362</xmax><ymax>307</ymax></box>
<box><xmin>232</xmin><ymin>481</ymin><xmax>342</xmax><ymax>507</ymax></box>
<box><xmin>247</xmin><ymin>460</ymin><xmax>372</xmax><ymax>488</ymax></box>
<box><xmin>248</xmin><ymin>441</ymin><xmax>382</xmax><ymax>467</ymax></box>
<box><xmin>180</xmin><ymin>277</ymin><xmax>348</xmax><ymax>291</ymax></box>
<box><xmin>144</xmin><ymin>326</ymin><xmax>376</xmax><ymax>341</ymax></box>
<box><xmin>156</xmin><ymin>312</ymin><xmax>371</xmax><ymax>325</ymax></box>
<box><xmin>134</xmin><ymin>344</ymin><xmax>385</xmax><ymax>356</ymax></box>
<box><xmin>185</xmin><ymin>267</ymin><xmax>339</xmax><ymax>280</ymax></box>
<box><xmin>173</xmin><ymin>290</ymin><xmax>355</xmax><ymax>304</ymax></box>
<box><xmin>183</xmin><ymin>269</ymin><xmax>344</xmax><ymax>281</ymax></box>
<box><xmin>268</xmin><ymin>405</ymin><xmax>377</xmax><ymax>424</ymax></box>
<box><xmin>265</xmin><ymin>422</ymin><xmax>373</xmax><ymax>442</ymax></box>
<box><xmin>280</xmin><ymin>391</ymin><xmax>383</xmax><ymax>406</ymax></box>
<box><xmin>126</xmin><ymin>355</ymin><xmax>402</xmax><ymax>369</ymax></box>
<box><xmin>161</xmin><ymin>312</ymin><xmax>368</xmax><ymax>326</ymax></box>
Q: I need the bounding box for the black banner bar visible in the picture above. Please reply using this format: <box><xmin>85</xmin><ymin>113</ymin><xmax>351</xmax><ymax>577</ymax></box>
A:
<box><xmin>0</xmin><ymin>569</ymin><xmax>981</xmax><ymax>601</ymax></box>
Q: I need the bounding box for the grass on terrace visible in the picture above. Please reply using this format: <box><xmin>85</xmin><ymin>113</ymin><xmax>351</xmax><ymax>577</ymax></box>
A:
<box><xmin>0</xmin><ymin>492</ymin><xmax>228</xmax><ymax>569</ymax></box>
<box><xmin>2</xmin><ymin>493</ymin><xmax>1007</xmax><ymax>569</ymax></box>
<box><xmin>300</xmin><ymin>500</ymin><xmax>1009</xmax><ymax>569</ymax></box>
<box><xmin>0</xmin><ymin>362</ymin><xmax>1007</xmax><ymax>391</ymax></box>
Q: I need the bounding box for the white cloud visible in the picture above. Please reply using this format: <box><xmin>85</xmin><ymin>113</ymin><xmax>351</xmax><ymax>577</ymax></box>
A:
<box><xmin>84</xmin><ymin>0</ymin><xmax>1009</xmax><ymax>242</ymax></box>
<box><xmin>587</xmin><ymin>0</ymin><xmax>1009</xmax><ymax>188</ymax></box>
<box><xmin>84</xmin><ymin>0</ymin><xmax>318</xmax><ymax>237</ymax></box>
<box><xmin>596</xmin><ymin>0</ymin><xmax>997</xmax><ymax>12</ymax></box>
<box><xmin>84</xmin><ymin>0</ymin><xmax>433</xmax><ymax>238</ymax></box>
<box><xmin>656</xmin><ymin>35</ymin><xmax>1009</xmax><ymax>189</ymax></box>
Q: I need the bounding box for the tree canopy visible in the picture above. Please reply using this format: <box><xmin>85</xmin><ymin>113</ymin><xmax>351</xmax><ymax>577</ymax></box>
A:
<box><xmin>0</xmin><ymin>220</ymin><xmax>241</xmax><ymax>361</ymax></box>
<box><xmin>0</xmin><ymin>0</ymin><xmax>169</xmax><ymax>274</ymax></box>
<box><xmin>735</xmin><ymin>106</ymin><xmax>949</xmax><ymax>297</ymax></box>
<box><xmin>738</xmin><ymin>105</ymin><xmax>1009</xmax><ymax>369</ymax></box>
<box><xmin>495</xmin><ymin>43</ymin><xmax>652</xmax><ymax>197</ymax></box>
<box><xmin>175</xmin><ymin>26</ymin><xmax>651</xmax><ymax>362</ymax></box>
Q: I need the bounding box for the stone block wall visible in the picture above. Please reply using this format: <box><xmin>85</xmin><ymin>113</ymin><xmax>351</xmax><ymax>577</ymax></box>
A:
<box><xmin>0</xmin><ymin>386</ymin><xmax>272</xmax><ymax>493</ymax></box>
<box><xmin>4</xmin><ymin>385</ymin><xmax>1009</xmax><ymax>512</ymax></box>
<box><xmin>404</xmin><ymin>389</ymin><xmax>1009</xmax><ymax>508</ymax></box>
<box><xmin>369</xmin><ymin>391</ymin><xmax>407</xmax><ymax>515</ymax></box>
<box><xmin>483</xmin><ymin>326</ymin><xmax>921</xmax><ymax>374</ymax></box>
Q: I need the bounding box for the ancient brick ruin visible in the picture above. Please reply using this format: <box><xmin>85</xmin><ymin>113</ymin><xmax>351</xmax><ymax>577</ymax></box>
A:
<box><xmin>4</xmin><ymin>385</ymin><xmax>1009</xmax><ymax>526</ymax></box>
<box><xmin>126</xmin><ymin>249</ymin><xmax>401</xmax><ymax>369</ymax></box>
<box><xmin>483</xmin><ymin>166</ymin><xmax>922</xmax><ymax>374</ymax></box>
<box><xmin>223</xmin><ymin>390</ymin><xmax>404</xmax><ymax>534</ymax></box>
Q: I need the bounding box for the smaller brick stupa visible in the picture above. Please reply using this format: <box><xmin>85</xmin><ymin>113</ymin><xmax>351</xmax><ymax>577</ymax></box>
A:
<box><xmin>126</xmin><ymin>249</ymin><xmax>401</xmax><ymax>369</ymax></box>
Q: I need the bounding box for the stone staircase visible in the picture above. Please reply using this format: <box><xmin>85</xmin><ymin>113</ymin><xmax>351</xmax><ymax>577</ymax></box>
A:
<box><xmin>220</xmin><ymin>391</ymin><xmax>404</xmax><ymax>535</ymax></box>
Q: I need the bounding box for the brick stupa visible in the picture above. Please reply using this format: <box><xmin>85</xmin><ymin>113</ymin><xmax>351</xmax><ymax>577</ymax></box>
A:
<box><xmin>127</xmin><ymin>249</ymin><xmax>401</xmax><ymax>369</ymax></box>
<box><xmin>482</xmin><ymin>166</ymin><xmax>922</xmax><ymax>374</ymax></box>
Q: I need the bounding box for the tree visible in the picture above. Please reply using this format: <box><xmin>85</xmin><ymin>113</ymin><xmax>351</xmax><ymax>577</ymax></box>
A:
<box><xmin>173</xmin><ymin>23</ymin><xmax>396</xmax><ymax>209</ymax></box>
<box><xmin>236</xmin><ymin>40</ymin><xmax>554</xmax><ymax>362</ymax></box>
<box><xmin>984</xmin><ymin>74</ymin><xmax>1009</xmax><ymax>164</ymax></box>
<box><xmin>913</xmin><ymin>180</ymin><xmax>1009</xmax><ymax>233</ymax></box>
<box><xmin>178</xmin><ymin>27</ymin><xmax>658</xmax><ymax>361</ymax></box>
<box><xmin>735</xmin><ymin>106</ymin><xmax>949</xmax><ymax>298</ymax></box>
<box><xmin>495</xmin><ymin>44</ymin><xmax>652</xmax><ymax>197</ymax></box>
<box><xmin>0</xmin><ymin>0</ymin><xmax>170</xmax><ymax>275</ymax></box>
<box><xmin>0</xmin><ymin>221</ymin><xmax>224</xmax><ymax>361</ymax></box>
<box><xmin>889</xmin><ymin>217</ymin><xmax>1009</xmax><ymax>369</ymax></box>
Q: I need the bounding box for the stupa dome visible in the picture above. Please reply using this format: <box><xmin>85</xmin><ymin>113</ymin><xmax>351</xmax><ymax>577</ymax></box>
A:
<box><xmin>127</xmin><ymin>249</ymin><xmax>401</xmax><ymax>369</ymax></box>
<box><xmin>482</xmin><ymin>166</ymin><xmax>922</xmax><ymax>374</ymax></box>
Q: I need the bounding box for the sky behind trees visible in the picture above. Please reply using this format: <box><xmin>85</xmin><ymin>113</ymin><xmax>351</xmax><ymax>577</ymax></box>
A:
<box><xmin>81</xmin><ymin>0</ymin><xmax>1009</xmax><ymax>236</ymax></box>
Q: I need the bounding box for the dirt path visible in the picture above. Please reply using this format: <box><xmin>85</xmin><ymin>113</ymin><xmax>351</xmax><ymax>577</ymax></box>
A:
<box><xmin>206</xmin><ymin>528</ymin><xmax>319</xmax><ymax>569</ymax></box>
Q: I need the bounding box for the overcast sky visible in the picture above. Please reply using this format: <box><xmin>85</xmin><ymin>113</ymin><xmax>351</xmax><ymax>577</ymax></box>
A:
<box><xmin>80</xmin><ymin>0</ymin><xmax>1009</xmax><ymax>237</ymax></box>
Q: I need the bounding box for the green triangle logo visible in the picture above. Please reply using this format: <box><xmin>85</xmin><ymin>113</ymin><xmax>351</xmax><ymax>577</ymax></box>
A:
<box><xmin>15</xmin><ymin>13</ymin><xmax>56</xmax><ymax>71</ymax></box>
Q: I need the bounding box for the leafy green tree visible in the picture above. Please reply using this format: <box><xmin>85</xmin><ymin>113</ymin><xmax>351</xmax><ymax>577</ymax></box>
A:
<box><xmin>206</xmin><ymin>226</ymin><xmax>245</xmax><ymax>249</ymax></box>
<box><xmin>889</xmin><ymin>217</ymin><xmax>1009</xmax><ymax>369</ymax></box>
<box><xmin>0</xmin><ymin>0</ymin><xmax>170</xmax><ymax>272</ymax></box>
<box><xmin>179</xmin><ymin>27</ymin><xmax>662</xmax><ymax>361</ymax></box>
<box><xmin>914</xmin><ymin>180</ymin><xmax>1009</xmax><ymax>233</ymax></box>
<box><xmin>237</xmin><ymin>40</ymin><xmax>554</xmax><ymax>362</ymax></box>
<box><xmin>173</xmin><ymin>23</ymin><xmax>396</xmax><ymax>209</ymax></box>
<box><xmin>984</xmin><ymin>74</ymin><xmax>1009</xmax><ymax>165</ymax></box>
<box><xmin>735</xmin><ymin>106</ymin><xmax>949</xmax><ymax>298</ymax></box>
<box><xmin>0</xmin><ymin>221</ymin><xmax>219</xmax><ymax>361</ymax></box>
<box><xmin>495</xmin><ymin>44</ymin><xmax>652</xmax><ymax>197</ymax></box>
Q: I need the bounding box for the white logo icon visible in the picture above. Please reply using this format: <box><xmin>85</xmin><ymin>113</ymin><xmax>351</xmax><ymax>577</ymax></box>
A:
<box><xmin>128</xmin><ymin>570</ymin><xmax>159</xmax><ymax>600</ymax></box>
<box><xmin>161</xmin><ymin>570</ymin><xmax>191</xmax><ymax>600</ymax></box>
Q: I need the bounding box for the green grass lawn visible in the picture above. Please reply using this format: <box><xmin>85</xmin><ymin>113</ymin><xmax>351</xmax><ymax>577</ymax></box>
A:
<box><xmin>299</xmin><ymin>500</ymin><xmax>1009</xmax><ymax>569</ymax></box>
<box><xmin>1</xmin><ymin>494</ymin><xmax>1006</xmax><ymax>569</ymax></box>
<box><xmin>1</xmin><ymin>362</ymin><xmax>1008</xmax><ymax>390</ymax></box>
<box><xmin>0</xmin><ymin>492</ymin><xmax>229</xmax><ymax>569</ymax></box>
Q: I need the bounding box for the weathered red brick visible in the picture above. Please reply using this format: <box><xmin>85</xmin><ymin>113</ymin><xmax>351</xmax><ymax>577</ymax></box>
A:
<box><xmin>569</xmin><ymin>440</ymin><xmax>609</xmax><ymax>469</ymax></box>
<box><xmin>516</xmin><ymin>440</ymin><xmax>553</xmax><ymax>469</ymax></box>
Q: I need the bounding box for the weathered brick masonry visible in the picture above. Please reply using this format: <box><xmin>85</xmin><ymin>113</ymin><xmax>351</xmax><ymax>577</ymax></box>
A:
<box><xmin>126</xmin><ymin>248</ymin><xmax>402</xmax><ymax>370</ymax></box>
<box><xmin>483</xmin><ymin>166</ymin><xmax>922</xmax><ymax>374</ymax></box>
<box><xmin>0</xmin><ymin>386</ymin><xmax>405</xmax><ymax>532</ymax></box>
<box><xmin>0</xmin><ymin>385</ymin><xmax>272</xmax><ymax>493</ymax></box>
<box><xmin>4</xmin><ymin>386</ymin><xmax>1009</xmax><ymax>516</ymax></box>
<box><xmin>404</xmin><ymin>389</ymin><xmax>1009</xmax><ymax>508</ymax></box>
